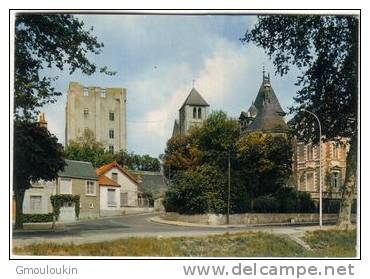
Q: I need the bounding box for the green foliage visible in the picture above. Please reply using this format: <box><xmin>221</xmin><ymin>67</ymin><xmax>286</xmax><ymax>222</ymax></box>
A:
<box><xmin>50</xmin><ymin>194</ymin><xmax>80</xmax><ymax>220</ymax></box>
<box><xmin>14</xmin><ymin>14</ymin><xmax>115</xmax><ymax>120</ymax></box>
<box><xmin>248</xmin><ymin>188</ymin><xmax>316</xmax><ymax>213</ymax></box>
<box><xmin>64</xmin><ymin>129</ymin><xmax>160</xmax><ymax>170</ymax></box>
<box><xmin>163</xmin><ymin>165</ymin><xmax>226</xmax><ymax>214</ymax></box>
<box><xmin>237</xmin><ymin>132</ymin><xmax>293</xmax><ymax>198</ymax></box>
<box><xmin>13</xmin><ymin>120</ymin><xmax>65</xmax><ymax>228</ymax></box>
<box><xmin>243</xmin><ymin>15</ymin><xmax>358</xmax><ymax>226</ymax></box>
<box><xmin>64</xmin><ymin>128</ymin><xmax>114</xmax><ymax>168</ymax></box>
<box><xmin>242</xmin><ymin>15</ymin><xmax>358</xmax><ymax>142</ymax></box>
<box><xmin>22</xmin><ymin>213</ymin><xmax>54</xmax><ymax>223</ymax></box>
<box><xmin>163</xmin><ymin>112</ymin><xmax>296</xmax><ymax>214</ymax></box>
<box><xmin>115</xmin><ymin>151</ymin><xmax>160</xmax><ymax>172</ymax></box>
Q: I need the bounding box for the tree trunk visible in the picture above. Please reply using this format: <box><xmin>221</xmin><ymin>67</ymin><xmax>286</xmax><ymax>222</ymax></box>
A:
<box><xmin>337</xmin><ymin>135</ymin><xmax>357</xmax><ymax>229</ymax></box>
<box><xmin>14</xmin><ymin>188</ymin><xmax>25</xmax><ymax>230</ymax></box>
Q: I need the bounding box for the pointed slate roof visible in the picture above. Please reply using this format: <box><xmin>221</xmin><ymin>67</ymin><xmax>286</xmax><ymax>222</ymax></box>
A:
<box><xmin>180</xmin><ymin>87</ymin><xmax>209</xmax><ymax>109</ymax></box>
<box><xmin>246</xmin><ymin>73</ymin><xmax>289</xmax><ymax>133</ymax></box>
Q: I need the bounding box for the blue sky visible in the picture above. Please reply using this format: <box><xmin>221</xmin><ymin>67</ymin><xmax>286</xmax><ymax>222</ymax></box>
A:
<box><xmin>42</xmin><ymin>14</ymin><xmax>301</xmax><ymax>158</ymax></box>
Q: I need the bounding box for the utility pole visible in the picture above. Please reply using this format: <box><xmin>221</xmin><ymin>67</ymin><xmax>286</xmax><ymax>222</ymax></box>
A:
<box><xmin>227</xmin><ymin>151</ymin><xmax>231</xmax><ymax>225</ymax></box>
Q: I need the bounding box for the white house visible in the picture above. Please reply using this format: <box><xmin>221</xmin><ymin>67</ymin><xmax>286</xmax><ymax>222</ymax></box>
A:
<box><xmin>96</xmin><ymin>162</ymin><xmax>141</xmax><ymax>216</ymax></box>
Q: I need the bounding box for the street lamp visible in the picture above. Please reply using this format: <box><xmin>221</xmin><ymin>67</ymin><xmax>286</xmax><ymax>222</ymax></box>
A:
<box><xmin>300</xmin><ymin>108</ymin><xmax>322</xmax><ymax>228</ymax></box>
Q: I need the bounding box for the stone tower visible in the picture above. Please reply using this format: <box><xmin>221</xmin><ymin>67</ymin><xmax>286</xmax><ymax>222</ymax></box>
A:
<box><xmin>239</xmin><ymin>69</ymin><xmax>289</xmax><ymax>135</ymax></box>
<box><xmin>65</xmin><ymin>82</ymin><xmax>127</xmax><ymax>153</ymax></box>
<box><xmin>172</xmin><ymin>87</ymin><xmax>209</xmax><ymax>136</ymax></box>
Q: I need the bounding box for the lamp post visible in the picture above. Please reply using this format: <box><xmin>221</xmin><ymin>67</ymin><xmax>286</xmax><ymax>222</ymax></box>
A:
<box><xmin>300</xmin><ymin>108</ymin><xmax>322</xmax><ymax>228</ymax></box>
<box><xmin>227</xmin><ymin>151</ymin><xmax>231</xmax><ymax>225</ymax></box>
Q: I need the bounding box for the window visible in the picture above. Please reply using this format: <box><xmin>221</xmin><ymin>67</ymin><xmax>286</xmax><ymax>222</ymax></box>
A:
<box><xmin>306</xmin><ymin>172</ymin><xmax>314</xmax><ymax>191</ymax></box>
<box><xmin>59</xmin><ymin>178</ymin><xmax>72</xmax><ymax>194</ymax></box>
<box><xmin>83</xmin><ymin>88</ymin><xmax>89</xmax><ymax>96</ymax></box>
<box><xmin>332</xmin><ymin>143</ymin><xmax>339</xmax><ymax>159</ymax></box>
<box><xmin>109</xmin><ymin>145</ymin><xmax>114</xmax><ymax>154</ymax></box>
<box><xmin>86</xmin><ymin>181</ymin><xmax>96</xmax><ymax>196</ymax></box>
<box><xmin>120</xmin><ymin>192</ymin><xmax>128</xmax><ymax>206</ymax></box>
<box><xmin>89</xmin><ymin>203</ymin><xmax>94</xmax><ymax>209</ymax></box>
<box><xmin>100</xmin><ymin>89</ymin><xmax>106</xmax><ymax>98</ymax></box>
<box><xmin>307</xmin><ymin>144</ymin><xmax>313</xmax><ymax>161</ymax></box>
<box><xmin>83</xmin><ymin>108</ymin><xmax>89</xmax><ymax>119</ymax></box>
<box><xmin>109</xmin><ymin>112</ymin><xmax>115</xmax><ymax>121</ymax></box>
<box><xmin>30</xmin><ymin>196</ymin><xmax>42</xmax><ymax>212</ymax></box>
<box><xmin>109</xmin><ymin>129</ymin><xmax>114</xmax><ymax>139</ymax></box>
<box><xmin>112</xmin><ymin>172</ymin><xmax>118</xmax><ymax>182</ymax></box>
<box><xmin>198</xmin><ymin>107</ymin><xmax>202</xmax><ymax>119</ymax></box>
<box><xmin>193</xmin><ymin>107</ymin><xmax>197</xmax><ymax>119</ymax></box>
<box><xmin>331</xmin><ymin>171</ymin><xmax>341</xmax><ymax>189</ymax></box>
<box><xmin>107</xmin><ymin>189</ymin><xmax>116</xmax><ymax>207</ymax></box>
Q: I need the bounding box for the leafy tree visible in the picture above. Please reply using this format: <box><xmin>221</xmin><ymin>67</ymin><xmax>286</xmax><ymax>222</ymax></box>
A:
<box><xmin>15</xmin><ymin>14</ymin><xmax>115</xmax><ymax>120</ymax></box>
<box><xmin>163</xmin><ymin>165</ymin><xmax>226</xmax><ymax>214</ymax></box>
<box><xmin>13</xmin><ymin>121</ymin><xmax>65</xmax><ymax>228</ymax></box>
<box><xmin>193</xmin><ymin>110</ymin><xmax>240</xmax><ymax>170</ymax></box>
<box><xmin>242</xmin><ymin>15</ymin><xmax>358</xmax><ymax>228</ymax></box>
<box><xmin>64</xmin><ymin>129</ymin><xmax>115</xmax><ymax>168</ymax></box>
<box><xmin>236</xmin><ymin>132</ymin><xmax>293</xmax><ymax>209</ymax></box>
<box><xmin>115</xmin><ymin>151</ymin><xmax>160</xmax><ymax>172</ymax></box>
<box><xmin>162</xmin><ymin>133</ymin><xmax>201</xmax><ymax>179</ymax></box>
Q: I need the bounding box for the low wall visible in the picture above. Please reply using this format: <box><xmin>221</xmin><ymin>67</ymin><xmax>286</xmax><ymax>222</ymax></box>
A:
<box><xmin>163</xmin><ymin>212</ymin><xmax>356</xmax><ymax>226</ymax></box>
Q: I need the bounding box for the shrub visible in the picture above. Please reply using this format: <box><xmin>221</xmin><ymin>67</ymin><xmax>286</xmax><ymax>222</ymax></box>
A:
<box><xmin>253</xmin><ymin>195</ymin><xmax>280</xmax><ymax>213</ymax></box>
<box><xmin>163</xmin><ymin>165</ymin><xmax>226</xmax><ymax>214</ymax></box>
<box><xmin>22</xmin><ymin>213</ymin><xmax>54</xmax><ymax>223</ymax></box>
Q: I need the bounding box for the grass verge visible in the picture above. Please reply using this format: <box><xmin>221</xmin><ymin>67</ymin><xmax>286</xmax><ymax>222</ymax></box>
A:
<box><xmin>13</xmin><ymin>229</ymin><xmax>356</xmax><ymax>257</ymax></box>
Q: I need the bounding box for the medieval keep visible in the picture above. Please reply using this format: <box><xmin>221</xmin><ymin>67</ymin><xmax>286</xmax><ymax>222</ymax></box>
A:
<box><xmin>65</xmin><ymin>82</ymin><xmax>127</xmax><ymax>153</ymax></box>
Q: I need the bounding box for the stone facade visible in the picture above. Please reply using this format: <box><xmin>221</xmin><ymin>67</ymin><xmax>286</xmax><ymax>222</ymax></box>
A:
<box><xmin>173</xmin><ymin>87</ymin><xmax>209</xmax><ymax>136</ymax></box>
<box><xmin>292</xmin><ymin>139</ymin><xmax>350</xmax><ymax>200</ymax></box>
<box><xmin>65</xmin><ymin>81</ymin><xmax>127</xmax><ymax>153</ymax></box>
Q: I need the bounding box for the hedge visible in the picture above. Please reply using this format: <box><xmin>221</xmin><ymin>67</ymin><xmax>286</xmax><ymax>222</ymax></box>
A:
<box><xmin>22</xmin><ymin>213</ymin><xmax>54</xmax><ymax>223</ymax></box>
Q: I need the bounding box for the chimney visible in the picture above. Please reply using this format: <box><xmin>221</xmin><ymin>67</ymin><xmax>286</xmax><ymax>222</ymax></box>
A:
<box><xmin>38</xmin><ymin>112</ymin><xmax>48</xmax><ymax>128</ymax></box>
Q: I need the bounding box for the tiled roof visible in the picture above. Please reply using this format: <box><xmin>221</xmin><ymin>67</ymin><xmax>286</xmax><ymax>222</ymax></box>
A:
<box><xmin>59</xmin><ymin>159</ymin><xmax>97</xmax><ymax>180</ymax></box>
<box><xmin>96</xmin><ymin>162</ymin><xmax>139</xmax><ymax>185</ymax></box>
<box><xmin>180</xmin><ymin>87</ymin><xmax>209</xmax><ymax>109</ymax></box>
<box><xmin>98</xmin><ymin>175</ymin><xmax>120</xmax><ymax>187</ymax></box>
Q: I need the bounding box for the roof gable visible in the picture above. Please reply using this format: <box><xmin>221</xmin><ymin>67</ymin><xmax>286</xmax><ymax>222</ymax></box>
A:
<box><xmin>96</xmin><ymin>162</ymin><xmax>139</xmax><ymax>185</ymax></box>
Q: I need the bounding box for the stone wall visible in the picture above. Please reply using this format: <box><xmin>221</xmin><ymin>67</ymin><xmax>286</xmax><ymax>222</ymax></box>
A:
<box><xmin>163</xmin><ymin>212</ymin><xmax>356</xmax><ymax>226</ymax></box>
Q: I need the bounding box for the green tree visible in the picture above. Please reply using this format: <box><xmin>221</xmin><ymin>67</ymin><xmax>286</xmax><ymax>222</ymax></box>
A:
<box><xmin>64</xmin><ymin>129</ymin><xmax>114</xmax><ymax>168</ymax></box>
<box><xmin>163</xmin><ymin>165</ymin><xmax>226</xmax><ymax>214</ymax></box>
<box><xmin>15</xmin><ymin>14</ymin><xmax>114</xmax><ymax>120</ymax></box>
<box><xmin>162</xmin><ymin>133</ymin><xmax>201</xmax><ymax>179</ymax></box>
<box><xmin>242</xmin><ymin>15</ymin><xmax>358</xmax><ymax>228</ymax></box>
<box><xmin>236</xmin><ymin>132</ymin><xmax>293</xmax><ymax>209</ymax></box>
<box><xmin>13</xmin><ymin>121</ymin><xmax>65</xmax><ymax>229</ymax></box>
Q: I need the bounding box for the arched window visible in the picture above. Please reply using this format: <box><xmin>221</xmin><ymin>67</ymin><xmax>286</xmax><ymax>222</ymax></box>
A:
<box><xmin>198</xmin><ymin>107</ymin><xmax>202</xmax><ymax>119</ymax></box>
<box><xmin>193</xmin><ymin>107</ymin><xmax>197</xmax><ymax>119</ymax></box>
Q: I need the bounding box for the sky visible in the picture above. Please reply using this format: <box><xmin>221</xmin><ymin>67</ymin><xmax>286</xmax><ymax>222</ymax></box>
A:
<box><xmin>42</xmin><ymin>14</ymin><xmax>301</xmax><ymax>158</ymax></box>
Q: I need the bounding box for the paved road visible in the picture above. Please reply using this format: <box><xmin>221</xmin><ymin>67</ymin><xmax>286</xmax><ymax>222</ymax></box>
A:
<box><xmin>12</xmin><ymin>213</ymin><xmax>326</xmax><ymax>247</ymax></box>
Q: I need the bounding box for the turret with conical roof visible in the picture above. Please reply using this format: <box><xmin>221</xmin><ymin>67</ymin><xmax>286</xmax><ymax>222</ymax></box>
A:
<box><xmin>240</xmin><ymin>69</ymin><xmax>289</xmax><ymax>135</ymax></box>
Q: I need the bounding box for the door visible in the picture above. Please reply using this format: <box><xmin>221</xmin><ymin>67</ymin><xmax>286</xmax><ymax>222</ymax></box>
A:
<box><xmin>59</xmin><ymin>201</ymin><xmax>76</xmax><ymax>222</ymax></box>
